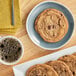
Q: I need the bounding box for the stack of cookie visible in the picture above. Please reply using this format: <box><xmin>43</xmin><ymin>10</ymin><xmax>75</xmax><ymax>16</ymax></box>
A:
<box><xmin>26</xmin><ymin>53</ymin><xmax>76</xmax><ymax>76</ymax></box>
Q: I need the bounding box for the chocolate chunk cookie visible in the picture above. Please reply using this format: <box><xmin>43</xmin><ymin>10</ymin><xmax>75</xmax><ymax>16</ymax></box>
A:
<box><xmin>46</xmin><ymin>60</ymin><xmax>73</xmax><ymax>76</ymax></box>
<box><xmin>59</xmin><ymin>55</ymin><xmax>76</xmax><ymax>76</ymax></box>
<box><xmin>35</xmin><ymin>9</ymin><xmax>68</xmax><ymax>42</ymax></box>
<box><xmin>26</xmin><ymin>64</ymin><xmax>58</xmax><ymax>76</ymax></box>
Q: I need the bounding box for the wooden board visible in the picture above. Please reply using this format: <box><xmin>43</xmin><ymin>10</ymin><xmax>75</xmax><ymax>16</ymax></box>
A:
<box><xmin>0</xmin><ymin>0</ymin><xmax>76</xmax><ymax>76</ymax></box>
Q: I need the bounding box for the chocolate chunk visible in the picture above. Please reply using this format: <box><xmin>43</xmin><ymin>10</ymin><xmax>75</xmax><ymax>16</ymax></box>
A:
<box><xmin>0</xmin><ymin>44</ymin><xmax>4</xmax><ymax>48</ymax></box>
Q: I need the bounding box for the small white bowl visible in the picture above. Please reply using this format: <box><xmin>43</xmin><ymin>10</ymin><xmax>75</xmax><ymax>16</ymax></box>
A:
<box><xmin>0</xmin><ymin>36</ymin><xmax>24</xmax><ymax>65</ymax></box>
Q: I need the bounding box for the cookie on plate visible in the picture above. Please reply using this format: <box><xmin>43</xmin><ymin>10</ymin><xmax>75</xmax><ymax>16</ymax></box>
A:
<box><xmin>26</xmin><ymin>64</ymin><xmax>58</xmax><ymax>76</ymax></box>
<box><xmin>46</xmin><ymin>60</ymin><xmax>73</xmax><ymax>76</ymax></box>
<box><xmin>35</xmin><ymin>8</ymin><xmax>68</xmax><ymax>42</ymax></box>
<box><xmin>58</xmin><ymin>55</ymin><xmax>76</xmax><ymax>76</ymax></box>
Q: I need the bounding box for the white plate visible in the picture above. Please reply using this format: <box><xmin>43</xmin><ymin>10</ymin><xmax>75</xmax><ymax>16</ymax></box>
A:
<box><xmin>13</xmin><ymin>46</ymin><xmax>76</xmax><ymax>76</ymax></box>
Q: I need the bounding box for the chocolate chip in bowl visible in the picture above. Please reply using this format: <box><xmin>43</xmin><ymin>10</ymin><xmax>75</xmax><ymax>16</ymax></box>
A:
<box><xmin>0</xmin><ymin>36</ymin><xmax>24</xmax><ymax>65</ymax></box>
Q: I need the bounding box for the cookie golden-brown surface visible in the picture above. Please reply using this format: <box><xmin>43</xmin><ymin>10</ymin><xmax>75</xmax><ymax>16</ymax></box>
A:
<box><xmin>35</xmin><ymin>9</ymin><xmax>68</xmax><ymax>42</ymax></box>
<box><xmin>73</xmin><ymin>53</ymin><xmax>76</xmax><ymax>56</ymax></box>
<box><xmin>26</xmin><ymin>64</ymin><xmax>58</xmax><ymax>76</ymax></box>
<box><xmin>46</xmin><ymin>60</ymin><xmax>73</xmax><ymax>76</ymax></box>
<box><xmin>59</xmin><ymin>55</ymin><xmax>76</xmax><ymax>76</ymax></box>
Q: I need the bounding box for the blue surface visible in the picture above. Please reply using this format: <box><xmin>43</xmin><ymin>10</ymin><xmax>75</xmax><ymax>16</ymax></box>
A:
<box><xmin>26</xmin><ymin>1</ymin><xmax>74</xmax><ymax>50</ymax></box>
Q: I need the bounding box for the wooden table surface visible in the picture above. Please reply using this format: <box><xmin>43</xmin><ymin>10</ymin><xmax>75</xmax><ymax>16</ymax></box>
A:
<box><xmin>0</xmin><ymin>0</ymin><xmax>76</xmax><ymax>76</ymax></box>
